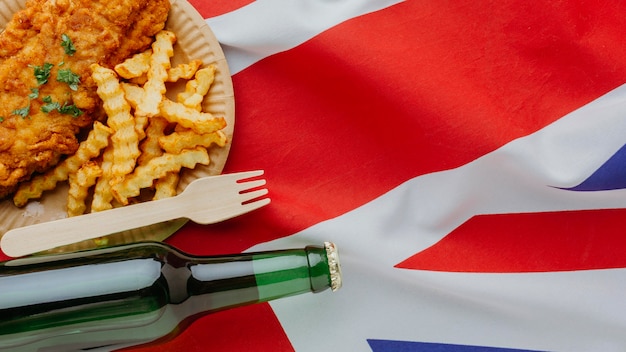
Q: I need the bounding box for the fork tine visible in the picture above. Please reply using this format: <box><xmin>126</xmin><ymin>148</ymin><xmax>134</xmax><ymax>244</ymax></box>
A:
<box><xmin>237</xmin><ymin>178</ymin><xmax>266</xmax><ymax>191</ymax></box>
<box><xmin>233</xmin><ymin>170</ymin><xmax>265</xmax><ymax>180</ymax></box>
<box><xmin>239</xmin><ymin>188</ymin><xmax>269</xmax><ymax>203</ymax></box>
<box><xmin>239</xmin><ymin>197</ymin><xmax>271</xmax><ymax>213</ymax></box>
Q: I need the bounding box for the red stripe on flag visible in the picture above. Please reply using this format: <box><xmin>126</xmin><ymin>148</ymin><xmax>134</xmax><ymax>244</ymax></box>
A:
<box><xmin>187</xmin><ymin>0</ymin><xmax>254</xmax><ymax>18</ymax></box>
<box><xmin>120</xmin><ymin>304</ymin><xmax>292</xmax><ymax>352</ymax></box>
<box><xmin>397</xmin><ymin>208</ymin><xmax>626</xmax><ymax>273</ymax></box>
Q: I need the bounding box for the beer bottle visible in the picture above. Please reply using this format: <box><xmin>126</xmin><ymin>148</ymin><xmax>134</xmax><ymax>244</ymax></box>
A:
<box><xmin>0</xmin><ymin>241</ymin><xmax>341</xmax><ymax>351</ymax></box>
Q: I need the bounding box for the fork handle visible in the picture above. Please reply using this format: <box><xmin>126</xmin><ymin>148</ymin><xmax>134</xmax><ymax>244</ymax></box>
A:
<box><xmin>1</xmin><ymin>196</ymin><xmax>183</xmax><ymax>258</ymax></box>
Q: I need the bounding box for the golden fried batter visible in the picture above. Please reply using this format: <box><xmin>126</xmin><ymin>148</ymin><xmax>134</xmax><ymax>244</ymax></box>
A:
<box><xmin>0</xmin><ymin>0</ymin><xmax>170</xmax><ymax>198</ymax></box>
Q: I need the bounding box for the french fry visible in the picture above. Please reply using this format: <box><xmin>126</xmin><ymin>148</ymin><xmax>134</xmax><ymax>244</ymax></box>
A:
<box><xmin>13</xmin><ymin>121</ymin><xmax>112</xmax><ymax>207</ymax></box>
<box><xmin>159</xmin><ymin>129</ymin><xmax>227</xmax><ymax>154</ymax></box>
<box><xmin>153</xmin><ymin>172</ymin><xmax>179</xmax><ymax>200</ymax></box>
<box><xmin>135</xmin><ymin>30</ymin><xmax>176</xmax><ymax>117</ymax></box>
<box><xmin>91</xmin><ymin>64</ymin><xmax>140</xmax><ymax>177</ymax></box>
<box><xmin>137</xmin><ymin>116</ymin><xmax>180</xmax><ymax>200</ymax></box>
<box><xmin>120</xmin><ymin>82</ymin><xmax>149</xmax><ymax>138</ymax></box>
<box><xmin>90</xmin><ymin>146</ymin><xmax>115</xmax><ymax>212</ymax></box>
<box><xmin>111</xmin><ymin>147</ymin><xmax>210</xmax><ymax>205</ymax></box>
<box><xmin>120</xmin><ymin>82</ymin><xmax>149</xmax><ymax>139</ymax></box>
<box><xmin>114</xmin><ymin>49</ymin><xmax>151</xmax><ymax>79</ymax></box>
<box><xmin>138</xmin><ymin>116</ymin><xmax>169</xmax><ymax>166</ymax></box>
<box><xmin>177</xmin><ymin>65</ymin><xmax>216</xmax><ymax>111</ymax></box>
<box><xmin>121</xmin><ymin>83</ymin><xmax>143</xmax><ymax>109</ymax></box>
<box><xmin>159</xmin><ymin>99</ymin><xmax>226</xmax><ymax>134</ymax></box>
<box><xmin>167</xmin><ymin>59</ymin><xmax>202</xmax><ymax>82</ymax></box>
<box><xmin>129</xmin><ymin>75</ymin><xmax>148</xmax><ymax>86</ymax></box>
<box><xmin>67</xmin><ymin>162</ymin><xmax>102</xmax><ymax>217</ymax></box>
<box><xmin>137</xmin><ymin>116</ymin><xmax>179</xmax><ymax>200</ymax></box>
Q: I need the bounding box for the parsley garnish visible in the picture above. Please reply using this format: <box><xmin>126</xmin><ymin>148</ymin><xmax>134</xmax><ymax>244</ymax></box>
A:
<box><xmin>41</xmin><ymin>101</ymin><xmax>61</xmax><ymax>113</ymax></box>
<box><xmin>24</xmin><ymin>36</ymin><xmax>82</xmax><ymax>117</ymax></box>
<box><xmin>0</xmin><ymin>117</ymin><xmax>4</xmax><ymax>123</ymax></box>
<box><xmin>58</xmin><ymin>102</ymin><xmax>83</xmax><ymax>117</ymax></box>
<box><xmin>40</xmin><ymin>96</ymin><xmax>83</xmax><ymax>117</ymax></box>
<box><xmin>12</xmin><ymin>105</ymin><xmax>30</xmax><ymax>118</ymax></box>
<box><xmin>57</xmin><ymin>68</ymin><xmax>80</xmax><ymax>91</ymax></box>
<box><xmin>28</xmin><ymin>88</ymin><xmax>39</xmax><ymax>100</ymax></box>
<box><xmin>61</xmin><ymin>34</ymin><xmax>76</xmax><ymax>56</ymax></box>
<box><xmin>31</xmin><ymin>63</ymin><xmax>54</xmax><ymax>86</ymax></box>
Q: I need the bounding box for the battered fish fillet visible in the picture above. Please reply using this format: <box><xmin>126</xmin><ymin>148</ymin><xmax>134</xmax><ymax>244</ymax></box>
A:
<box><xmin>0</xmin><ymin>0</ymin><xmax>170</xmax><ymax>199</ymax></box>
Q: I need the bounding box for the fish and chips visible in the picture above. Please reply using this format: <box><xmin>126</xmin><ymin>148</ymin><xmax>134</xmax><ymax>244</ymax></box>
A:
<box><xmin>0</xmin><ymin>0</ymin><xmax>171</xmax><ymax>198</ymax></box>
<box><xmin>7</xmin><ymin>25</ymin><xmax>228</xmax><ymax>216</ymax></box>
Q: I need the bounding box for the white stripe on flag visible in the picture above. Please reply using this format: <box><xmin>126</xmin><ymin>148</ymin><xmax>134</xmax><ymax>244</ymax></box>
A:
<box><xmin>270</xmin><ymin>260</ymin><xmax>626</xmax><ymax>352</ymax></box>
<box><xmin>206</xmin><ymin>0</ymin><xmax>404</xmax><ymax>74</ymax></box>
<box><xmin>250</xmin><ymin>84</ymin><xmax>626</xmax><ymax>351</ymax></box>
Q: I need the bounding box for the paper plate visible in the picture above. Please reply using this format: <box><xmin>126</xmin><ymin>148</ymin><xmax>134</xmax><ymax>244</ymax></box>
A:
<box><xmin>0</xmin><ymin>0</ymin><xmax>234</xmax><ymax>254</ymax></box>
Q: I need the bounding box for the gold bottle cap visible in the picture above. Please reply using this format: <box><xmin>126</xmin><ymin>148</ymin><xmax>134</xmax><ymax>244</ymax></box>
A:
<box><xmin>324</xmin><ymin>242</ymin><xmax>342</xmax><ymax>291</ymax></box>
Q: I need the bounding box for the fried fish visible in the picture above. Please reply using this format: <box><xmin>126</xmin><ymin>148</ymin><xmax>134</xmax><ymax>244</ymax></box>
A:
<box><xmin>0</xmin><ymin>0</ymin><xmax>170</xmax><ymax>199</ymax></box>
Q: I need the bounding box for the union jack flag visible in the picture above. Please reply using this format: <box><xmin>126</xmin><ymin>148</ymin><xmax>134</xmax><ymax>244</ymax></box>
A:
<box><xmin>115</xmin><ymin>0</ymin><xmax>626</xmax><ymax>350</ymax></box>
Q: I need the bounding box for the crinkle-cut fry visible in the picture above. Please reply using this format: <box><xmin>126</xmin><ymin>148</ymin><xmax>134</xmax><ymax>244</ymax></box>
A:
<box><xmin>91</xmin><ymin>146</ymin><xmax>114</xmax><ymax>212</ymax></box>
<box><xmin>120</xmin><ymin>82</ymin><xmax>148</xmax><ymax>138</ymax></box>
<box><xmin>167</xmin><ymin>59</ymin><xmax>202</xmax><ymax>82</ymax></box>
<box><xmin>129</xmin><ymin>75</ymin><xmax>148</xmax><ymax>85</ymax></box>
<box><xmin>159</xmin><ymin>130</ymin><xmax>227</xmax><ymax>154</ymax></box>
<box><xmin>153</xmin><ymin>172</ymin><xmax>179</xmax><ymax>200</ymax></box>
<box><xmin>114</xmin><ymin>49</ymin><xmax>151</xmax><ymax>79</ymax></box>
<box><xmin>67</xmin><ymin>162</ymin><xmax>102</xmax><ymax>217</ymax></box>
<box><xmin>91</xmin><ymin>64</ymin><xmax>140</xmax><ymax>177</ymax></box>
<box><xmin>160</xmin><ymin>99</ymin><xmax>226</xmax><ymax>134</ymax></box>
<box><xmin>136</xmin><ymin>30</ymin><xmax>176</xmax><ymax>117</ymax></box>
<box><xmin>134</xmin><ymin>118</ymin><xmax>148</xmax><ymax>141</ymax></box>
<box><xmin>111</xmin><ymin>147</ymin><xmax>209</xmax><ymax>205</ymax></box>
<box><xmin>111</xmin><ymin>125</ymin><xmax>141</xmax><ymax>177</ymax></box>
<box><xmin>121</xmin><ymin>83</ymin><xmax>143</xmax><ymax>109</ymax></box>
<box><xmin>138</xmin><ymin>116</ymin><xmax>169</xmax><ymax>166</ymax></box>
<box><xmin>13</xmin><ymin>121</ymin><xmax>112</xmax><ymax>207</ymax></box>
<box><xmin>177</xmin><ymin>65</ymin><xmax>216</xmax><ymax>111</ymax></box>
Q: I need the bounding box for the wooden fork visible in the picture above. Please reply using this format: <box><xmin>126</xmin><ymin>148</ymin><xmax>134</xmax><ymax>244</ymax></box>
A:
<box><xmin>1</xmin><ymin>170</ymin><xmax>270</xmax><ymax>257</ymax></box>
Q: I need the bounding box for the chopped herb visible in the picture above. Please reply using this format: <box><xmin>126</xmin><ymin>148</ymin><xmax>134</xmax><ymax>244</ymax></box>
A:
<box><xmin>28</xmin><ymin>88</ymin><xmax>39</xmax><ymax>100</ymax></box>
<box><xmin>31</xmin><ymin>63</ymin><xmax>54</xmax><ymax>86</ymax></box>
<box><xmin>12</xmin><ymin>105</ymin><xmax>30</xmax><ymax>118</ymax></box>
<box><xmin>58</xmin><ymin>102</ymin><xmax>83</xmax><ymax>117</ymax></box>
<box><xmin>61</xmin><ymin>34</ymin><xmax>76</xmax><ymax>56</ymax></box>
<box><xmin>39</xmin><ymin>96</ymin><xmax>82</xmax><ymax>117</ymax></box>
<box><xmin>41</xmin><ymin>101</ymin><xmax>61</xmax><ymax>113</ymax></box>
<box><xmin>0</xmin><ymin>117</ymin><xmax>4</xmax><ymax>123</ymax></box>
<box><xmin>57</xmin><ymin>68</ymin><xmax>80</xmax><ymax>91</ymax></box>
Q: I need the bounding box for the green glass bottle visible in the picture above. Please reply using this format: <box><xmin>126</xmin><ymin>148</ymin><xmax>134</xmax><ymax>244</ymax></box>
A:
<box><xmin>0</xmin><ymin>241</ymin><xmax>342</xmax><ymax>351</ymax></box>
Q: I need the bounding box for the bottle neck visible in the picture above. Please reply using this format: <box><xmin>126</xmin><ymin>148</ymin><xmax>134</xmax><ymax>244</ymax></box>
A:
<box><xmin>186</xmin><ymin>242</ymin><xmax>341</xmax><ymax>310</ymax></box>
<box><xmin>255</xmin><ymin>242</ymin><xmax>342</xmax><ymax>299</ymax></box>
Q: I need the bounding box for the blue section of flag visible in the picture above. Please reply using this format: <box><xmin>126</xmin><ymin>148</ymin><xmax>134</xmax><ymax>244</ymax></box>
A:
<box><xmin>367</xmin><ymin>340</ymin><xmax>545</xmax><ymax>352</ymax></box>
<box><xmin>564</xmin><ymin>143</ymin><xmax>626</xmax><ymax>191</ymax></box>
